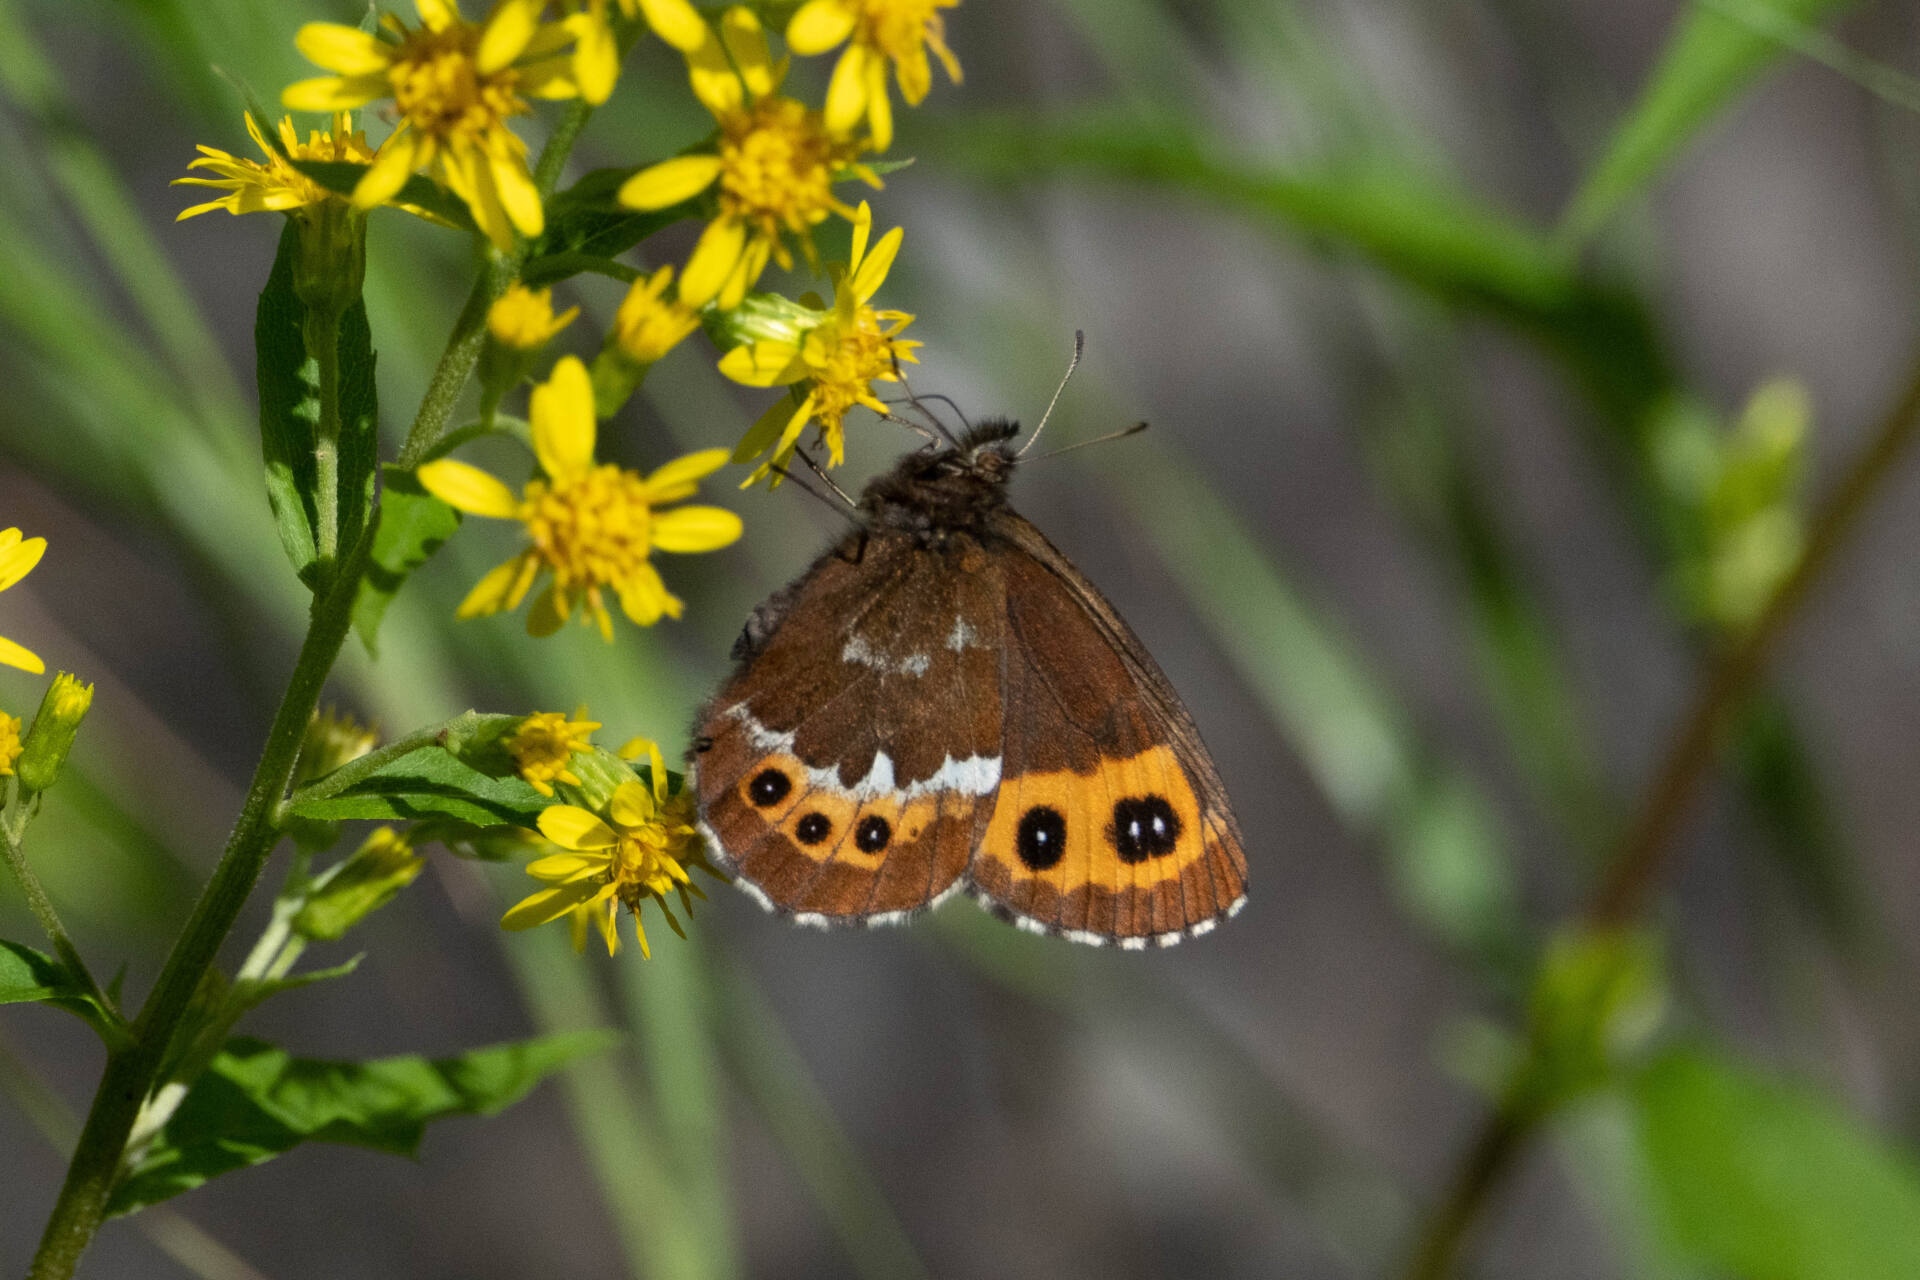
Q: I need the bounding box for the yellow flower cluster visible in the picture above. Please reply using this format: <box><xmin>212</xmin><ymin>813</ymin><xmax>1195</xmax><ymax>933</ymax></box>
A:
<box><xmin>170</xmin><ymin>0</ymin><xmax>966</xmax><ymax>957</ymax></box>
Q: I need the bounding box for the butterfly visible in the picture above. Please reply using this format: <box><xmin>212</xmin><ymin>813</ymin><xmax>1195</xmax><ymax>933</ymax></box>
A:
<box><xmin>689</xmin><ymin>415</ymin><xmax>1248</xmax><ymax>948</ymax></box>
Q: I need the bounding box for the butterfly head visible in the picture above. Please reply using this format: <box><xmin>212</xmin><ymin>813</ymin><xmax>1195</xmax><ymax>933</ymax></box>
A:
<box><xmin>861</xmin><ymin>417</ymin><xmax>1022</xmax><ymax>536</ymax></box>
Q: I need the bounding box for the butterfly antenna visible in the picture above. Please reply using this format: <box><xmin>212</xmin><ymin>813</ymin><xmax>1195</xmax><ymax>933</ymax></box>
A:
<box><xmin>1021</xmin><ymin>421</ymin><xmax>1149</xmax><ymax>464</ymax></box>
<box><xmin>768</xmin><ymin>456</ymin><xmax>862</xmax><ymax>528</ymax></box>
<box><xmin>1015</xmin><ymin>329</ymin><xmax>1085</xmax><ymax>458</ymax></box>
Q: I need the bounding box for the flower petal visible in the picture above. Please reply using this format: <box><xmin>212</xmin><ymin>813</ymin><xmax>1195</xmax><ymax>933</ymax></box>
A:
<box><xmin>539</xmin><ymin>803</ymin><xmax>620</xmax><ymax>850</ymax></box>
<box><xmin>639</xmin><ymin>0</ymin><xmax>708</xmax><ymax>52</ymax></box>
<box><xmin>650</xmin><ymin>506</ymin><xmax>743</xmax><ymax>553</ymax></box>
<box><xmin>489</xmin><ymin>152</ymin><xmax>544</xmax><ymax>237</ymax></box>
<box><xmin>643</xmin><ymin>448</ymin><xmax>731</xmax><ymax>498</ymax></box>
<box><xmin>684</xmin><ymin>21</ymin><xmax>745</xmax><ymax>119</ymax></box>
<box><xmin>525</xmin><ymin>852</ymin><xmax>608</xmax><ymax>880</ymax></box>
<box><xmin>896</xmin><ymin>43</ymin><xmax>933</xmax><ymax>105</ymax></box>
<box><xmin>719</xmin><ymin>7</ymin><xmax>775</xmax><ymax>99</ymax></box>
<box><xmin>295</xmin><ymin>23</ymin><xmax>393</xmax><ymax>76</ymax></box>
<box><xmin>823</xmin><ymin>42</ymin><xmax>870</xmax><ymax>137</ymax></box>
<box><xmin>477</xmin><ymin>0</ymin><xmax>539</xmax><ymax>74</ymax></box>
<box><xmin>0</xmin><ymin>534</ymin><xmax>46</xmax><ymax>591</ymax></box>
<box><xmin>282</xmin><ymin>74</ymin><xmax>387</xmax><ymax>112</ymax></box>
<box><xmin>608</xmin><ymin>779</ymin><xmax>656</xmax><ymax>828</ymax></box>
<box><xmin>455</xmin><ymin>556</ymin><xmax>533</xmax><ymax>618</ymax></box>
<box><xmin>865</xmin><ymin>52</ymin><xmax>894</xmax><ymax>150</ymax></box>
<box><xmin>501</xmin><ymin>880</ymin><xmax>605</xmax><ymax>930</ymax></box>
<box><xmin>717</xmin><ymin>340</ymin><xmax>807</xmax><ymax>388</ymax></box>
<box><xmin>352</xmin><ymin>129</ymin><xmax>420</xmax><ymax>209</ymax></box>
<box><xmin>679</xmin><ymin>216</ymin><xmax>748</xmax><ymax>308</ymax></box>
<box><xmin>787</xmin><ymin>0</ymin><xmax>857</xmax><ymax>54</ymax></box>
<box><xmin>619</xmin><ymin>154</ymin><xmax>723</xmax><ymax>210</ymax></box>
<box><xmin>0</xmin><ymin>636</ymin><xmax>43</xmax><ymax>675</ymax></box>
<box><xmin>618</xmin><ymin>562</ymin><xmax>683</xmax><ymax>624</ymax></box>
<box><xmin>417</xmin><ymin>458</ymin><xmax>520</xmax><ymax>517</ymax></box>
<box><xmin>531</xmin><ymin>356</ymin><xmax>598</xmax><ymax>482</ymax></box>
<box><xmin>847</xmin><ymin>199</ymin><xmax>872</xmax><ymax>273</ymax></box>
<box><xmin>852</xmin><ymin>226</ymin><xmax>903</xmax><ymax>304</ymax></box>
<box><xmin>733</xmin><ymin>393</ymin><xmax>799</xmax><ymax>463</ymax></box>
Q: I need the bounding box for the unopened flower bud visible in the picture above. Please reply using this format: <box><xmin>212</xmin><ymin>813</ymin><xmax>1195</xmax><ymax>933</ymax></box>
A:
<box><xmin>17</xmin><ymin>673</ymin><xmax>92</xmax><ymax>794</ymax></box>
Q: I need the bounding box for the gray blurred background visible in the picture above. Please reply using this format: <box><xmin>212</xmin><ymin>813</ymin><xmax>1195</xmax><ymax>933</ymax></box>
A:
<box><xmin>4</xmin><ymin>0</ymin><xmax>1920</xmax><ymax>1276</ymax></box>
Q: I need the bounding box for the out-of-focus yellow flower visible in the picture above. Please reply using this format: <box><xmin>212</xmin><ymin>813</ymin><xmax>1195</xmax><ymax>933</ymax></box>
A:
<box><xmin>0</xmin><ymin>713</ymin><xmax>21</xmax><ymax>777</ymax></box>
<box><xmin>417</xmin><ymin>356</ymin><xmax>743</xmax><ymax>638</ymax></box>
<box><xmin>0</xmin><ymin>529</ymin><xmax>46</xmax><ymax>675</ymax></box>
<box><xmin>560</xmin><ymin>0</ymin><xmax>620</xmax><ymax>104</ymax></box>
<box><xmin>509</xmin><ymin>708</ymin><xmax>601</xmax><ymax>796</ymax></box>
<box><xmin>296</xmin><ymin>706</ymin><xmax>381</xmax><ymax>787</ymax></box>
<box><xmin>618</xmin><ymin>6</ymin><xmax>880</xmax><ymax>310</ymax></box>
<box><xmin>611</xmin><ymin>265</ymin><xmax>701</xmax><ymax>366</ymax></box>
<box><xmin>489</xmin><ymin>283</ymin><xmax>579</xmax><ymax>351</ymax></box>
<box><xmin>626</xmin><ymin>0</ymin><xmax>706</xmax><ymax>51</ymax></box>
<box><xmin>721</xmin><ymin>201</ymin><xmax>917</xmax><ymax>485</ymax></box>
<box><xmin>283</xmin><ymin>0</ymin><xmax>582</xmax><ymax>250</ymax></box>
<box><xmin>787</xmin><ymin>0</ymin><xmax>961</xmax><ymax>151</ymax></box>
<box><xmin>501</xmin><ymin>742</ymin><xmax>709</xmax><ymax>957</ymax></box>
<box><xmin>176</xmin><ymin>112</ymin><xmax>433</xmax><ymax>221</ymax></box>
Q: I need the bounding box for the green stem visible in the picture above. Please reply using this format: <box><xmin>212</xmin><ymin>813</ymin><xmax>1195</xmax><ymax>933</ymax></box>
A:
<box><xmin>1397</xmin><ymin>348</ymin><xmax>1920</xmax><ymax>1280</ymax></box>
<box><xmin>26</xmin><ymin>531</ymin><xmax>369</xmax><ymax>1280</ymax></box>
<box><xmin>396</xmin><ymin>99</ymin><xmax>593</xmax><ymax>471</ymax></box>
<box><xmin>0</xmin><ymin>792</ymin><xmax>121</xmax><ymax>1037</ymax></box>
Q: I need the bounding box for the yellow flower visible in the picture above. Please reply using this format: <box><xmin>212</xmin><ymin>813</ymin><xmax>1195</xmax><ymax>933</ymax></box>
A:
<box><xmin>0</xmin><ymin>713</ymin><xmax>20</xmax><ymax>777</ymax></box>
<box><xmin>488</xmin><ymin>282</ymin><xmax>579</xmax><ymax>350</ymax></box>
<box><xmin>610</xmin><ymin>265</ymin><xmax>701</xmax><ymax>365</ymax></box>
<box><xmin>561</xmin><ymin>0</ymin><xmax>621</xmax><ymax>104</ymax></box>
<box><xmin>501</xmin><ymin>743</ymin><xmax>711</xmax><ymax>957</ymax></box>
<box><xmin>0</xmin><ymin>529</ymin><xmax>46</xmax><ymax>675</ymax></box>
<box><xmin>509</xmin><ymin>708</ymin><xmax>601</xmax><ymax>796</ymax></box>
<box><xmin>283</xmin><ymin>0</ymin><xmax>582</xmax><ymax>250</ymax></box>
<box><xmin>417</xmin><ymin>356</ymin><xmax>743</xmax><ymax>638</ymax></box>
<box><xmin>176</xmin><ymin>111</ymin><xmax>432</xmax><ymax>221</ymax></box>
<box><xmin>296</xmin><ymin>706</ymin><xmax>381</xmax><ymax>787</ymax></box>
<box><xmin>618</xmin><ymin>6</ymin><xmax>880</xmax><ymax>310</ymax></box>
<box><xmin>720</xmin><ymin>202</ymin><xmax>917</xmax><ymax>485</ymax></box>
<box><xmin>788</xmin><ymin>0</ymin><xmax>961</xmax><ymax>151</ymax></box>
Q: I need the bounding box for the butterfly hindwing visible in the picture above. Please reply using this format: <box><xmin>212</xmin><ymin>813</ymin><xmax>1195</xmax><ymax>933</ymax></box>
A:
<box><xmin>692</xmin><ymin>527</ymin><xmax>1004</xmax><ymax>925</ymax></box>
<box><xmin>965</xmin><ymin>513</ymin><xmax>1249</xmax><ymax>948</ymax></box>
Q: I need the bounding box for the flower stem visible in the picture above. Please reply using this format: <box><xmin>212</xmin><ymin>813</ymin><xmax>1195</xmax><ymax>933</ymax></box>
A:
<box><xmin>278</xmin><ymin>711</ymin><xmax>489</xmax><ymax>816</ymax></box>
<box><xmin>1398</xmin><ymin>348</ymin><xmax>1920</xmax><ymax>1279</ymax></box>
<box><xmin>26</xmin><ymin>530</ymin><xmax>370</xmax><ymax>1280</ymax></box>
<box><xmin>0</xmin><ymin>791</ymin><xmax>122</xmax><ymax>1038</ymax></box>
<box><xmin>396</xmin><ymin>100</ymin><xmax>592</xmax><ymax>471</ymax></box>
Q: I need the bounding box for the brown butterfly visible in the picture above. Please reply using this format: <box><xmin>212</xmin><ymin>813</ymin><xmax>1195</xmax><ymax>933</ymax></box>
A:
<box><xmin>689</xmin><ymin>413</ymin><xmax>1248</xmax><ymax>948</ymax></box>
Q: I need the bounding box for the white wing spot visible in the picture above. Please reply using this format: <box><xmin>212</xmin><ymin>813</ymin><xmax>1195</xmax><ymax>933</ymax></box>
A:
<box><xmin>946</xmin><ymin>617</ymin><xmax>980</xmax><ymax>651</ymax></box>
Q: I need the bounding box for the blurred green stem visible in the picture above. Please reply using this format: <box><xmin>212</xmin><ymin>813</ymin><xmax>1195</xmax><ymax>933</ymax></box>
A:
<box><xmin>1401</xmin><ymin>348</ymin><xmax>1920</xmax><ymax>1279</ymax></box>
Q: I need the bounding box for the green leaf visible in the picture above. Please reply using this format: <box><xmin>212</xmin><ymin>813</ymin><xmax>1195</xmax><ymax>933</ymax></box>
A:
<box><xmin>287</xmin><ymin>745</ymin><xmax>550</xmax><ymax>827</ymax></box>
<box><xmin>254</xmin><ymin>221</ymin><xmax>381</xmax><ymax>590</ymax></box>
<box><xmin>1562</xmin><ymin>0</ymin><xmax>1859</xmax><ymax>243</ymax></box>
<box><xmin>0</xmin><ymin>938</ymin><xmax>117</xmax><ymax>1041</ymax></box>
<box><xmin>528</xmin><ymin>166</ymin><xmax>696</xmax><ymax>268</ymax></box>
<box><xmin>290</xmin><ymin>159</ymin><xmax>478</xmax><ymax>234</ymax></box>
<box><xmin>108</xmin><ymin>1030</ymin><xmax>617</xmax><ymax>1216</ymax></box>
<box><xmin>520</xmin><ymin>252</ymin><xmax>643</xmax><ymax>288</ymax></box>
<box><xmin>1634</xmin><ymin>1047</ymin><xmax>1920</xmax><ymax>1280</ymax></box>
<box><xmin>353</xmin><ymin>465</ymin><xmax>461</xmax><ymax>656</ymax></box>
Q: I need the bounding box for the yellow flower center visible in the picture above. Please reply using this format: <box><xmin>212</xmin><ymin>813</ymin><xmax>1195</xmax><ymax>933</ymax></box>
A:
<box><xmin>809</xmin><ymin>307</ymin><xmax>902</xmax><ymax>428</ymax></box>
<box><xmin>509</xmin><ymin>711</ymin><xmax>596</xmax><ymax>794</ymax></box>
<box><xmin>857</xmin><ymin>0</ymin><xmax>949</xmax><ymax>62</ymax></box>
<box><xmin>520</xmin><ymin>464</ymin><xmax>655</xmax><ymax>596</ymax></box>
<box><xmin>389</xmin><ymin>23</ymin><xmax>527</xmax><ymax>142</ymax></box>
<box><xmin>719</xmin><ymin>96</ymin><xmax>849</xmax><ymax>236</ymax></box>
<box><xmin>608</xmin><ymin>820</ymin><xmax>685</xmax><ymax>905</ymax></box>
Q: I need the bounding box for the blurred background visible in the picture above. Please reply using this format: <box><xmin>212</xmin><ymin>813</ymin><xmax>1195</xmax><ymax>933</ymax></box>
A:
<box><xmin>5</xmin><ymin>0</ymin><xmax>1920</xmax><ymax>1276</ymax></box>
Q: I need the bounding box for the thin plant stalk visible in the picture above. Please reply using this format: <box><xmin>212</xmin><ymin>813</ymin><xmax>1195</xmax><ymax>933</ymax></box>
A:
<box><xmin>1400</xmin><ymin>347</ymin><xmax>1920</xmax><ymax>1280</ymax></box>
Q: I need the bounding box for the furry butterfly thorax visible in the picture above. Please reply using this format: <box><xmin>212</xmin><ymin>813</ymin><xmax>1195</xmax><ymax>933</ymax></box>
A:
<box><xmin>690</xmin><ymin>416</ymin><xmax>1249</xmax><ymax>949</ymax></box>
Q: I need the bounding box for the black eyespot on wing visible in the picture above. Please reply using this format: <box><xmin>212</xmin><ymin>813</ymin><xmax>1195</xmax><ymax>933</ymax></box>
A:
<box><xmin>749</xmin><ymin>768</ymin><xmax>792</xmax><ymax>807</ymax></box>
<box><xmin>855</xmin><ymin>815</ymin><xmax>891</xmax><ymax>853</ymax></box>
<box><xmin>1110</xmin><ymin>795</ymin><xmax>1181</xmax><ymax>863</ymax></box>
<box><xmin>795</xmin><ymin>812</ymin><xmax>833</xmax><ymax>845</ymax></box>
<box><xmin>1016</xmin><ymin>806</ymin><xmax>1066</xmax><ymax>871</ymax></box>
